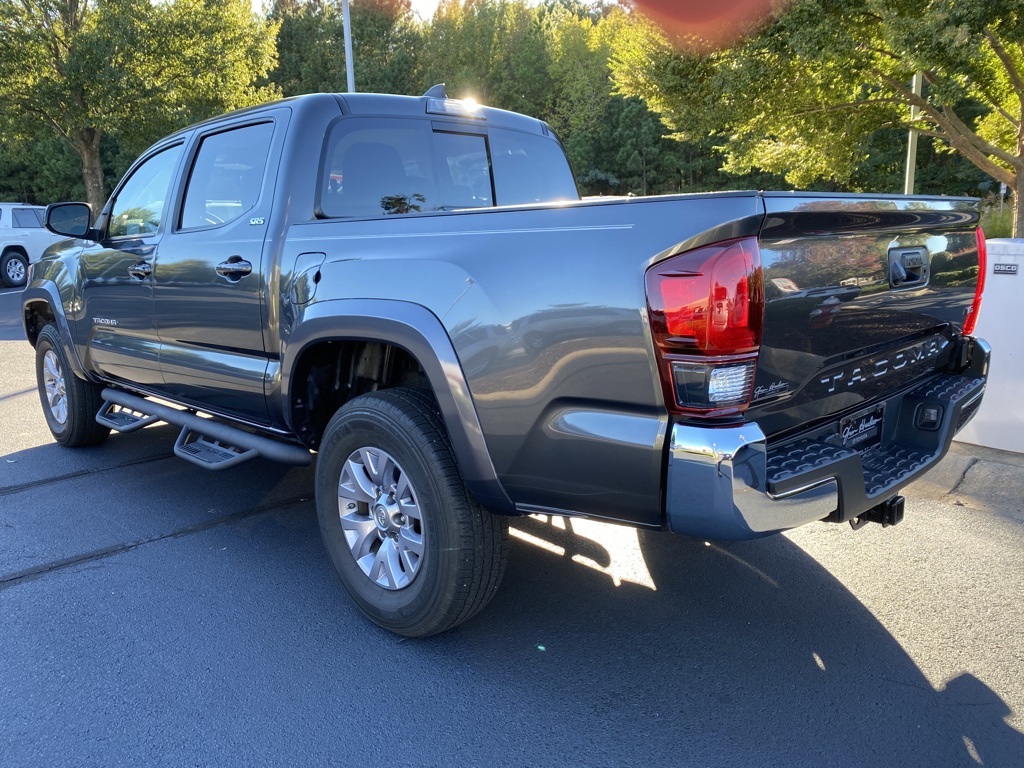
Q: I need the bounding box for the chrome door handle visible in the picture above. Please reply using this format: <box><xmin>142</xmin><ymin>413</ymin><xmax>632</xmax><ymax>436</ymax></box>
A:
<box><xmin>215</xmin><ymin>258</ymin><xmax>252</xmax><ymax>280</ymax></box>
<box><xmin>127</xmin><ymin>261</ymin><xmax>152</xmax><ymax>280</ymax></box>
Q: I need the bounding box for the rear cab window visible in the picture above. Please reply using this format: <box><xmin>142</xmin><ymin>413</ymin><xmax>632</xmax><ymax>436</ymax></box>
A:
<box><xmin>489</xmin><ymin>130</ymin><xmax>578</xmax><ymax>206</ymax></box>
<box><xmin>317</xmin><ymin>117</ymin><xmax>577</xmax><ymax>219</ymax></box>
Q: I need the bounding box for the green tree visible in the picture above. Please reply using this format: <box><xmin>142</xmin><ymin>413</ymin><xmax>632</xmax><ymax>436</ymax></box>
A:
<box><xmin>613</xmin><ymin>0</ymin><xmax>1024</xmax><ymax>234</ymax></box>
<box><xmin>545</xmin><ymin>4</ymin><xmax>613</xmax><ymax>179</ymax></box>
<box><xmin>271</xmin><ymin>0</ymin><xmax>424</xmax><ymax>96</ymax></box>
<box><xmin>0</xmin><ymin>0</ymin><xmax>279</xmax><ymax>212</ymax></box>
<box><xmin>0</xmin><ymin>133</ymin><xmax>85</xmax><ymax>204</ymax></box>
<box><xmin>545</xmin><ymin>5</ymin><xmax>686</xmax><ymax>195</ymax></box>
<box><xmin>606</xmin><ymin>96</ymin><xmax>673</xmax><ymax>194</ymax></box>
<box><xmin>420</xmin><ymin>0</ymin><xmax>554</xmax><ymax>116</ymax></box>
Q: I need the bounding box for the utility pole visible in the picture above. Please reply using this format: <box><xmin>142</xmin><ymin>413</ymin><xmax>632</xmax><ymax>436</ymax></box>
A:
<box><xmin>342</xmin><ymin>0</ymin><xmax>355</xmax><ymax>93</ymax></box>
<box><xmin>903</xmin><ymin>71</ymin><xmax>923</xmax><ymax>195</ymax></box>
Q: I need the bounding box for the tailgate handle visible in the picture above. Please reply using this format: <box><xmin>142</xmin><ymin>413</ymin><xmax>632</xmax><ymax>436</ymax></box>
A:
<box><xmin>888</xmin><ymin>247</ymin><xmax>929</xmax><ymax>289</ymax></box>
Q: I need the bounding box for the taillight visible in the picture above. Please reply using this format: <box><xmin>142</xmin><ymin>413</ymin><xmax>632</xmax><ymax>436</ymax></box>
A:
<box><xmin>646</xmin><ymin>237</ymin><xmax>764</xmax><ymax>417</ymax></box>
<box><xmin>963</xmin><ymin>226</ymin><xmax>986</xmax><ymax>335</ymax></box>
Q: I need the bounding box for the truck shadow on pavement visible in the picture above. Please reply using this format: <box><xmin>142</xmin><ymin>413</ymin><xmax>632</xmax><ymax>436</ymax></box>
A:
<box><xmin>423</xmin><ymin>514</ymin><xmax>1024</xmax><ymax>767</ymax></box>
<box><xmin>3</xmin><ymin>445</ymin><xmax>1020</xmax><ymax>767</ymax></box>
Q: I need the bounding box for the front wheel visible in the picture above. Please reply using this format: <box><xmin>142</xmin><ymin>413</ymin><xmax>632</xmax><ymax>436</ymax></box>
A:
<box><xmin>35</xmin><ymin>325</ymin><xmax>110</xmax><ymax>447</ymax></box>
<box><xmin>316</xmin><ymin>388</ymin><xmax>508</xmax><ymax>637</ymax></box>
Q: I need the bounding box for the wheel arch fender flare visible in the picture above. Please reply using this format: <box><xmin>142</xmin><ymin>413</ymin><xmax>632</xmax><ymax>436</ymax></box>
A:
<box><xmin>282</xmin><ymin>298</ymin><xmax>516</xmax><ymax>516</ymax></box>
<box><xmin>21</xmin><ymin>283</ymin><xmax>88</xmax><ymax>379</ymax></box>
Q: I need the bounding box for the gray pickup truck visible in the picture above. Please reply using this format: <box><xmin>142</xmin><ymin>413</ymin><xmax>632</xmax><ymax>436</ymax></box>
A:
<box><xmin>23</xmin><ymin>88</ymin><xmax>990</xmax><ymax>636</ymax></box>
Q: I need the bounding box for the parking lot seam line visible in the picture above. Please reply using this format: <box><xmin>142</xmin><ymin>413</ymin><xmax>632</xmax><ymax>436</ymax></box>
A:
<box><xmin>0</xmin><ymin>494</ymin><xmax>310</xmax><ymax>589</ymax></box>
<box><xmin>0</xmin><ymin>454</ymin><xmax>174</xmax><ymax>498</ymax></box>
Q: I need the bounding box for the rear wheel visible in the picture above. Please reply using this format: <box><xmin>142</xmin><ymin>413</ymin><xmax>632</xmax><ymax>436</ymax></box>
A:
<box><xmin>316</xmin><ymin>388</ymin><xmax>508</xmax><ymax>637</ymax></box>
<box><xmin>1</xmin><ymin>250</ymin><xmax>28</xmax><ymax>288</ymax></box>
<box><xmin>35</xmin><ymin>325</ymin><xmax>110</xmax><ymax>447</ymax></box>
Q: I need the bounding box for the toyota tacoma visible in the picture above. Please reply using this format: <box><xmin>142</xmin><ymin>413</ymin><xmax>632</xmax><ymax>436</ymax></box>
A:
<box><xmin>23</xmin><ymin>88</ymin><xmax>990</xmax><ymax>636</ymax></box>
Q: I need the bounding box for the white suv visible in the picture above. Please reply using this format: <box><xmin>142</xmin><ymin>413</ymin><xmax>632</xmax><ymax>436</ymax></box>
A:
<box><xmin>1</xmin><ymin>203</ymin><xmax>64</xmax><ymax>288</ymax></box>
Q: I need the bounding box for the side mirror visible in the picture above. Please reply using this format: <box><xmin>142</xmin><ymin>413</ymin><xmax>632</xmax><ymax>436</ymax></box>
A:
<box><xmin>45</xmin><ymin>202</ymin><xmax>94</xmax><ymax>239</ymax></box>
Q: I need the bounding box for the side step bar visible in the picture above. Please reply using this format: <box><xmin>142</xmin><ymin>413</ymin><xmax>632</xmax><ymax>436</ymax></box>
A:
<box><xmin>97</xmin><ymin>388</ymin><xmax>312</xmax><ymax>470</ymax></box>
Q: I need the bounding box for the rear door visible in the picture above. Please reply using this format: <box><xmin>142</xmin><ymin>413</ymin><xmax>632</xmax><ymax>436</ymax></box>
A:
<box><xmin>748</xmin><ymin>194</ymin><xmax>981</xmax><ymax>439</ymax></box>
<box><xmin>12</xmin><ymin>207</ymin><xmax>54</xmax><ymax>260</ymax></box>
<box><xmin>153</xmin><ymin>117</ymin><xmax>280</xmax><ymax>422</ymax></box>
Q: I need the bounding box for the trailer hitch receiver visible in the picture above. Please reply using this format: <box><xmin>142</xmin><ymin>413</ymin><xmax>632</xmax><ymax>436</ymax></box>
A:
<box><xmin>849</xmin><ymin>495</ymin><xmax>905</xmax><ymax>530</ymax></box>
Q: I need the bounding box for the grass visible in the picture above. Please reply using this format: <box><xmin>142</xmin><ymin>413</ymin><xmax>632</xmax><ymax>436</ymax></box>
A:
<box><xmin>980</xmin><ymin>201</ymin><xmax>1014</xmax><ymax>239</ymax></box>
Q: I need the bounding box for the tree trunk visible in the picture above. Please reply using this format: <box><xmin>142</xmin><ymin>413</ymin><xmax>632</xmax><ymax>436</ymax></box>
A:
<box><xmin>74</xmin><ymin>128</ymin><xmax>106</xmax><ymax>214</ymax></box>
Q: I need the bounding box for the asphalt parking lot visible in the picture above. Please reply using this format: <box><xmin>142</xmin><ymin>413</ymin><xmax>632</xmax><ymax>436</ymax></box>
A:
<box><xmin>1</xmin><ymin>285</ymin><xmax>1022</xmax><ymax>767</ymax></box>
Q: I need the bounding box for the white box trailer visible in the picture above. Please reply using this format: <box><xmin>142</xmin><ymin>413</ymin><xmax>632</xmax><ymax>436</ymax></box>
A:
<box><xmin>956</xmin><ymin>238</ymin><xmax>1024</xmax><ymax>454</ymax></box>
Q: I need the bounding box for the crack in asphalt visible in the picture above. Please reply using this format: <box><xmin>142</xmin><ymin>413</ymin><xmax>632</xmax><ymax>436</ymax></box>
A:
<box><xmin>0</xmin><ymin>494</ymin><xmax>312</xmax><ymax>590</ymax></box>
<box><xmin>0</xmin><ymin>454</ymin><xmax>174</xmax><ymax>498</ymax></box>
<box><xmin>948</xmin><ymin>457</ymin><xmax>980</xmax><ymax>496</ymax></box>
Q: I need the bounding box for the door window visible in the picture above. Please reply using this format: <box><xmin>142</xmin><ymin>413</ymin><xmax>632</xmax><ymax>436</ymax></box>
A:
<box><xmin>180</xmin><ymin>122</ymin><xmax>274</xmax><ymax>231</ymax></box>
<box><xmin>108</xmin><ymin>144</ymin><xmax>184</xmax><ymax>238</ymax></box>
<box><xmin>12</xmin><ymin>208</ymin><xmax>44</xmax><ymax>228</ymax></box>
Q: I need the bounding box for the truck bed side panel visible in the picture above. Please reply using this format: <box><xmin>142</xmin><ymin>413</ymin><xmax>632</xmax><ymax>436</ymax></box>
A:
<box><xmin>286</xmin><ymin>192</ymin><xmax>763</xmax><ymax>526</ymax></box>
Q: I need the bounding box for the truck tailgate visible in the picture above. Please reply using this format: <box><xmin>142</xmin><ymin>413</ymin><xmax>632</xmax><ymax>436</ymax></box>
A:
<box><xmin>748</xmin><ymin>194</ymin><xmax>982</xmax><ymax>439</ymax></box>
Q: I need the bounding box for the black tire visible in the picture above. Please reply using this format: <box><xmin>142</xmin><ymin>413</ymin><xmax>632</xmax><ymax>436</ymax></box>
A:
<box><xmin>316</xmin><ymin>387</ymin><xmax>508</xmax><ymax>637</ymax></box>
<box><xmin>1</xmin><ymin>250</ymin><xmax>28</xmax><ymax>288</ymax></box>
<box><xmin>35</xmin><ymin>325</ymin><xmax>110</xmax><ymax>447</ymax></box>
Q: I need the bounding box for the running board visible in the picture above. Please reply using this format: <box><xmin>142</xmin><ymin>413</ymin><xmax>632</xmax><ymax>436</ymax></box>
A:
<box><xmin>174</xmin><ymin>427</ymin><xmax>259</xmax><ymax>470</ymax></box>
<box><xmin>97</xmin><ymin>388</ymin><xmax>312</xmax><ymax>470</ymax></box>
<box><xmin>96</xmin><ymin>401</ymin><xmax>161</xmax><ymax>433</ymax></box>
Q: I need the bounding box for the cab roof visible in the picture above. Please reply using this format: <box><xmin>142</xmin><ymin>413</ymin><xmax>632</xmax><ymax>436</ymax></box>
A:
<box><xmin>169</xmin><ymin>89</ymin><xmax>551</xmax><ymax>141</ymax></box>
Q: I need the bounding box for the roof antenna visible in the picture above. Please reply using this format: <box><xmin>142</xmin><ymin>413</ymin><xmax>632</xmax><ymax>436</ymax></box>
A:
<box><xmin>423</xmin><ymin>84</ymin><xmax>448</xmax><ymax>99</ymax></box>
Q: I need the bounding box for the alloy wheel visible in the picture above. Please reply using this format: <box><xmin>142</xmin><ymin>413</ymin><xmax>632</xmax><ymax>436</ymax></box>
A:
<box><xmin>337</xmin><ymin>447</ymin><xmax>425</xmax><ymax>590</ymax></box>
<box><xmin>42</xmin><ymin>349</ymin><xmax>68</xmax><ymax>424</ymax></box>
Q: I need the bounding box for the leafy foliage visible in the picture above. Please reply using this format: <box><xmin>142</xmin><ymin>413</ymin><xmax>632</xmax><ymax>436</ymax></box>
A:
<box><xmin>611</xmin><ymin>0</ymin><xmax>1024</xmax><ymax>233</ymax></box>
<box><xmin>0</xmin><ymin>0</ymin><xmax>280</xmax><ymax>210</ymax></box>
<box><xmin>272</xmin><ymin>0</ymin><xmax>423</xmax><ymax>95</ymax></box>
<box><xmin>419</xmin><ymin>0</ymin><xmax>555</xmax><ymax>116</ymax></box>
<box><xmin>0</xmin><ymin>0</ymin><xmax>1016</xmax><ymax>221</ymax></box>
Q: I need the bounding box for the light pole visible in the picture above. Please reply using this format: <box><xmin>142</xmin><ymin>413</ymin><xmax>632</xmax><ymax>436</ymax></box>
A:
<box><xmin>903</xmin><ymin>71</ymin><xmax>923</xmax><ymax>195</ymax></box>
<box><xmin>342</xmin><ymin>0</ymin><xmax>355</xmax><ymax>93</ymax></box>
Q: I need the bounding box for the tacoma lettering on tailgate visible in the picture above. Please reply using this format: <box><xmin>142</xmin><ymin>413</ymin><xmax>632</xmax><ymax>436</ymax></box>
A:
<box><xmin>820</xmin><ymin>337</ymin><xmax>948</xmax><ymax>394</ymax></box>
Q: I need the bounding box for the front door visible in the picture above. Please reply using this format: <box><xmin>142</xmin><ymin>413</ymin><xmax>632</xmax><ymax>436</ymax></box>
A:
<box><xmin>77</xmin><ymin>143</ymin><xmax>185</xmax><ymax>386</ymax></box>
<box><xmin>153</xmin><ymin>120</ymin><xmax>277</xmax><ymax>422</ymax></box>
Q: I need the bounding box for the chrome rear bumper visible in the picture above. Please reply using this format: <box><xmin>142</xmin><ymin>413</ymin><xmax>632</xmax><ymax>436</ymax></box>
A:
<box><xmin>666</xmin><ymin>422</ymin><xmax>838</xmax><ymax>540</ymax></box>
<box><xmin>665</xmin><ymin>340</ymin><xmax>990</xmax><ymax>540</ymax></box>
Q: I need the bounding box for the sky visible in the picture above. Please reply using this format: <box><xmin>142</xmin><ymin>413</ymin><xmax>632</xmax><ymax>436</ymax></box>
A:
<box><xmin>409</xmin><ymin>0</ymin><xmax>442</xmax><ymax>20</ymax></box>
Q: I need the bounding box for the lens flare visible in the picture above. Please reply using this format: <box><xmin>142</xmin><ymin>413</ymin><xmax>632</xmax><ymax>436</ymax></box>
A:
<box><xmin>632</xmin><ymin>0</ymin><xmax>789</xmax><ymax>50</ymax></box>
